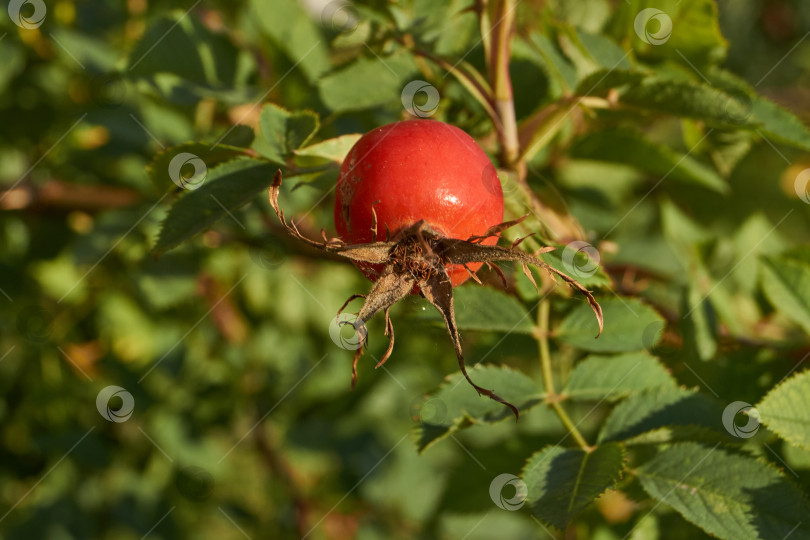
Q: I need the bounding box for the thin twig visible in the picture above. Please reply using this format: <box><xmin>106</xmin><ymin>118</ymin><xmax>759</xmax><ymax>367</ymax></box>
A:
<box><xmin>254</xmin><ymin>422</ymin><xmax>310</xmax><ymax>537</ymax></box>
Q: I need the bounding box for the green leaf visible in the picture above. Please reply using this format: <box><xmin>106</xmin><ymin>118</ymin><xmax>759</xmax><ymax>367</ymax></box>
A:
<box><xmin>137</xmin><ymin>254</ymin><xmax>198</xmax><ymax>310</ymax></box>
<box><xmin>708</xmin><ymin>68</ymin><xmax>810</xmax><ymax>151</ymax></box>
<box><xmin>564</xmin><ymin>352</ymin><xmax>677</xmax><ymax>401</ymax></box>
<box><xmin>522</xmin><ymin>443</ymin><xmax>626</xmax><ymax>529</ymax></box>
<box><xmin>629</xmin><ymin>514</ymin><xmax>660</xmax><ymax>540</ymax></box>
<box><xmin>760</xmin><ymin>253</ymin><xmax>810</xmax><ymax>335</ymax></box>
<box><xmin>49</xmin><ymin>29</ymin><xmax>119</xmax><ymax>71</ymax></box>
<box><xmin>219</xmin><ymin>124</ymin><xmax>257</xmax><ymax>148</ymax></box>
<box><xmin>127</xmin><ymin>13</ymin><xmax>254</xmax><ymax>102</ymax></box>
<box><xmin>439</xmin><ymin>513</ymin><xmax>538</xmax><ymax>540</ymax></box>
<box><xmin>682</xmin><ymin>279</ymin><xmax>719</xmax><ymax>361</ymax></box>
<box><xmin>751</xmin><ymin>96</ymin><xmax>810</xmax><ymax>152</ymax></box>
<box><xmin>574</xmin><ymin>29</ymin><xmax>631</xmax><ymax>71</ymax></box>
<box><xmin>660</xmin><ymin>198</ymin><xmax>712</xmax><ymax>248</ymax></box>
<box><xmin>568</xmin><ymin>129</ymin><xmax>728</xmax><ymax>193</ymax></box>
<box><xmin>731</xmin><ymin>214</ymin><xmax>790</xmax><ymax>293</ymax></box>
<box><xmin>414</xmin><ymin>286</ymin><xmax>535</xmax><ymax>334</ymax></box>
<box><xmin>249</xmin><ymin>0</ymin><xmax>330</xmax><ymax>81</ymax></box>
<box><xmin>637</xmin><ymin>442</ymin><xmax>810</xmax><ymax>540</ymax></box>
<box><xmin>147</xmin><ymin>143</ymin><xmax>252</xmax><ymax>190</ymax></box>
<box><xmin>706</xmin><ymin>68</ymin><xmax>810</xmax><ymax>151</ymax></box>
<box><xmin>598</xmin><ymin>388</ymin><xmax>725</xmax><ymax>443</ymax></box>
<box><xmin>575</xmin><ymin>68</ymin><xmax>648</xmax><ymax>97</ymax></box>
<box><xmin>412</xmin><ymin>366</ymin><xmax>544</xmax><ymax>452</ymax></box>
<box><xmin>621</xmin><ymin>80</ymin><xmax>750</xmax><ymax>126</ymax></box>
<box><xmin>621</xmin><ymin>425</ymin><xmax>731</xmax><ymax>446</ymax></box>
<box><xmin>317</xmin><ymin>52</ymin><xmax>418</xmax><ymax>113</ymax></box>
<box><xmin>547</xmin><ymin>0</ymin><xmax>611</xmax><ymax>32</ymax></box>
<box><xmin>253</xmin><ymin>104</ymin><xmax>319</xmax><ymax>165</ymax></box>
<box><xmin>154</xmin><ymin>159</ymin><xmax>278</xmax><ymax>254</ymax></box>
<box><xmin>402</xmin><ymin>0</ymin><xmax>479</xmax><ymax>57</ymax></box>
<box><xmin>556</xmin><ymin>297</ymin><xmax>665</xmax><ymax>352</ymax></box>
<box><xmin>517</xmin><ymin>100</ymin><xmax>578</xmax><ymax>164</ymax></box>
<box><xmin>294</xmin><ymin>134</ymin><xmax>362</xmax><ymax>163</ymax></box>
<box><xmin>610</xmin><ymin>0</ymin><xmax>727</xmax><ymax>67</ymax></box>
<box><xmin>0</xmin><ymin>41</ymin><xmax>25</xmax><ymax>94</ymax></box>
<box><xmin>527</xmin><ymin>33</ymin><xmax>579</xmax><ymax>94</ymax></box>
<box><xmin>757</xmin><ymin>369</ymin><xmax>810</xmax><ymax>451</ymax></box>
<box><xmin>557</xmin><ymin>26</ymin><xmax>631</xmax><ymax>81</ymax></box>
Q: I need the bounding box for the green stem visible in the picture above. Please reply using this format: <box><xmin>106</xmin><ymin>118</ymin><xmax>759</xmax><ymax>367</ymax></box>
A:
<box><xmin>538</xmin><ymin>299</ymin><xmax>592</xmax><ymax>451</ymax></box>
<box><xmin>490</xmin><ymin>0</ymin><xmax>519</xmax><ymax>166</ymax></box>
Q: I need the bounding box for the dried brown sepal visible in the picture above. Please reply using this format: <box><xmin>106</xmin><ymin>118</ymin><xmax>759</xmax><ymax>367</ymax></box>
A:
<box><xmin>420</xmin><ymin>272</ymin><xmax>520</xmax><ymax>419</ymax></box>
<box><xmin>407</xmin><ymin>220</ymin><xmax>438</xmax><ymax>259</ymax></box>
<box><xmin>467</xmin><ymin>214</ymin><xmax>529</xmax><ymax>243</ymax></box>
<box><xmin>269</xmin><ymin>170</ymin><xmax>393</xmax><ymax>263</ymax></box>
<box><xmin>370</xmin><ymin>200</ymin><xmax>381</xmax><ymax>242</ymax></box>
<box><xmin>486</xmin><ymin>262</ymin><xmax>509</xmax><ymax>289</ymax></box>
<box><xmin>462</xmin><ymin>263</ymin><xmax>484</xmax><ymax>285</ymax></box>
<box><xmin>269</xmin><ymin>169</ymin><xmax>603</xmax><ymax>418</ymax></box>
<box><xmin>351</xmin><ymin>267</ymin><xmax>415</xmax><ymax>344</ymax></box>
<box><xmin>436</xmin><ymin>239</ymin><xmax>603</xmax><ymax>337</ymax></box>
<box><xmin>376</xmin><ymin>307</ymin><xmax>395</xmax><ymax>369</ymax></box>
<box><xmin>521</xmin><ymin>262</ymin><xmax>538</xmax><ymax>291</ymax></box>
<box><xmin>337</xmin><ymin>294</ymin><xmax>366</xmax><ymax>315</ymax></box>
<box><xmin>510</xmin><ymin>233</ymin><xmax>535</xmax><ymax>250</ymax></box>
<box><xmin>351</xmin><ymin>348</ymin><xmax>362</xmax><ymax>389</ymax></box>
<box><xmin>543</xmin><ymin>263</ymin><xmax>604</xmax><ymax>338</ymax></box>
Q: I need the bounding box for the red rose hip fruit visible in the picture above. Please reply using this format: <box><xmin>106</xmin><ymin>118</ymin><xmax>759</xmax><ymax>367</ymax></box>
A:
<box><xmin>270</xmin><ymin>119</ymin><xmax>602</xmax><ymax>419</ymax></box>
<box><xmin>334</xmin><ymin>119</ymin><xmax>503</xmax><ymax>287</ymax></box>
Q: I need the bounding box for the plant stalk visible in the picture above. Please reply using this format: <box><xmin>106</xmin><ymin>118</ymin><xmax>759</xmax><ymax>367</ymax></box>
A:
<box><xmin>538</xmin><ymin>299</ymin><xmax>592</xmax><ymax>451</ymax></box>
<box><xmin>490</xmin><ymin>0</ymin><xmax>519</xmax><ymax>166</ymax></box>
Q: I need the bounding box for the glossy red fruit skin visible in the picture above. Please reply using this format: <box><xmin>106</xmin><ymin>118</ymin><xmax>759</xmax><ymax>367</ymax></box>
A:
<box><xmin>334</xmin><ymin>119</ymin><xmax>504</xmax><ymax>287</ymax></box>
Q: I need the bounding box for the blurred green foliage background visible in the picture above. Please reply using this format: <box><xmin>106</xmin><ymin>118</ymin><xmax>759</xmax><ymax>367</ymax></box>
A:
<box><xmin>1</xmin><ymin>1</ymin><xmax>810</xmax><ymax>539</ymax></box>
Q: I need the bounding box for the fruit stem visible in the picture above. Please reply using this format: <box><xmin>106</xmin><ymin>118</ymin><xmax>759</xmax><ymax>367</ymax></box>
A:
<box><xmin>538</xmin><ymin>298</ymin><xmax>592</xmax><ymax>451</ymax></box>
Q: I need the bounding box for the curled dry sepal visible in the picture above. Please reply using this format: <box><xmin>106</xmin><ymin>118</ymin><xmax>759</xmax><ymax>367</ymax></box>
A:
<box><xmin>269</xmin><ymin>170</ymin><xmax>603</xmax><ymax>419</ymax></box>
